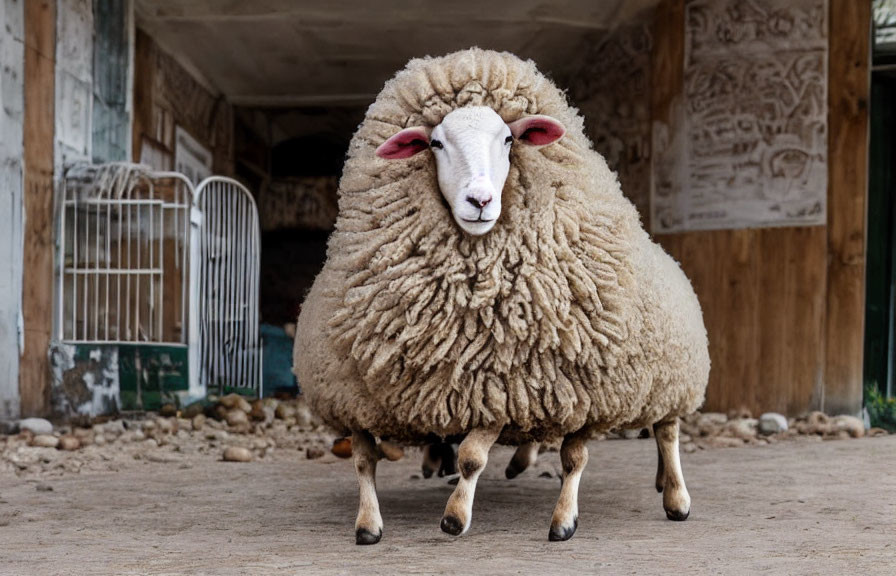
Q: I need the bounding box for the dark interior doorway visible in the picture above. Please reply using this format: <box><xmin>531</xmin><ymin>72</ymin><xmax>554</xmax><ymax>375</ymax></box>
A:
<box><xmin>865</xmin><ymin>4</ymin><xmax>896</xmax><ymax>398</ymax></box>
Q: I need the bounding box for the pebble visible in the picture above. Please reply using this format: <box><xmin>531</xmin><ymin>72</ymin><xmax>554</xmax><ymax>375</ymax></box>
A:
<box><xmin>192</xmin><ymin>414</ymin><xmax>206</xmax><ymax>431</ymax></box>
<box><xmin>57</xmin><ymin>435</ymin><xmax>81</xmax><ymax>451</ymax></box>
<box><xmin>32</xmin><ymin>435</ymin><xmax>59</xmax><ymax>448</ymax></box>
<box><xmin>220</xmin><ymin>394</ymin><xmax>252</xmax><ymax>414</ymax></box>
<box><xmin>226</xmin><ymin>409</ymin><xmax>249</xmax><ymax>428</ymax></box>
<box><xmin>331</xmin><ymin>437</ymin><xmax>352</xmax><ymax>458</ymax></box>
<box><xmin>306</xmin><ymin>447</ymin><xmax>325</xmax><ymax>460</ymax></box>
<box><xmin>727</xmin><ymin>418</ymin><xmax>758</xmax><ymax>440</ymax></box>
<box><xmin>35</xmin><ymin>483</ymin><xmax>53</xmax><ymax>492</ymax></box>
<box><xmin>759</xmin><ymin>412</ymin><xmax>788</xmax><ymax>435</ymax></box>
<box><xmin>19</xmin><ymin>418</ymin><xmax>53</xmax><ymax>436</ymax></box>
<box><xmin>275</xmin><ymin>404</ymin><xmax>296</xmax><ymax>420</ymax></box>
<box><xmin>832</xmin><ymin>415</ymin><xmax>865</xmax><ymax>438</ymax></box>
<box><xmin>223</xmin><ymin>446</ymin><xmax>253</xmax><ymax>462</ymax></box>
<box><xmin>378</xmin><ymin>441</ymin><xmax>404</xmax><ymax>461</ymax></box>
<box><xmin>93</xmin><ymin>433</ymin><xmax>106</xmax><ymax>446</ymax></box>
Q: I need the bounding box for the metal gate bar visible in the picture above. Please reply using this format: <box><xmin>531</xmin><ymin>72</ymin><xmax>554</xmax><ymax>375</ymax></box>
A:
<box><xmin>193</xmin><ymin>177</ymin><xmax>262</xmax><ymax>396</ymax></box>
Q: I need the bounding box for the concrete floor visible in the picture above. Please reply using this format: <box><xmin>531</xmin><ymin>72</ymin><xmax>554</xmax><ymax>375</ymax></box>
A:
<box><xmin>1</xmin><ymin>436</ymin><xmax>895</xmax><ymax>575</ymax></box>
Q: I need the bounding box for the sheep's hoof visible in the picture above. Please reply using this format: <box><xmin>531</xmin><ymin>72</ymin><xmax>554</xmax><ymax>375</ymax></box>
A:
<box><xmin>505</xmin><ymin>462</ymin><xmax>523</xmax><ymax>479</ymax></box>
<box><xmin>440</xmin><ymin>515</ymin><xmax>464</xmax><ymax>536</ymax></box>
<box><xmin>355</xmin><ymin>528</ymin><xmax>382</xmax><ymax>545</ymax></box>
<box><xmin>548</xmin><ymin>517</ymin><xmax>578</xmax><ymax>542</ymax></box>
<box><xmin>665</xmin><ymin>508</ymin><xmax>689</xmax><ymax>522</ymax></box>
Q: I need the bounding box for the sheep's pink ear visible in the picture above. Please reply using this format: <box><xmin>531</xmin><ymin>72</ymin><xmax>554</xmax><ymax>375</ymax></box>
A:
<box><xmin>375</xmin><ymin>127</ymin><xmax>432</xmax><ymax>159</ymax></box>
<box><xmin>508</xmin><ymin>115</ymin><xmax>565</xmax><ymax>147</ymax></box>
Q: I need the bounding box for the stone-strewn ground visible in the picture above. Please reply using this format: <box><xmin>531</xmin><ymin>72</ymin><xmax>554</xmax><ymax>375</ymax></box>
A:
<box><xmin>1</xmin><ymin>422</ymin><xmax>894</xmax><ymax>576</ymax></box>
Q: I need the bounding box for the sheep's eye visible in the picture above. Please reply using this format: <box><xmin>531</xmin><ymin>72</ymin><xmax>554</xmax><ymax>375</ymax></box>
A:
<box><xmin>504</xmin><ymin>135</ymin><xmax>513</xmax><ymax>145</ymax></box>
<box><xmin>430</xmin><ymin>139</ymin><xmax>443</xmax><ymax>149</ymax></box>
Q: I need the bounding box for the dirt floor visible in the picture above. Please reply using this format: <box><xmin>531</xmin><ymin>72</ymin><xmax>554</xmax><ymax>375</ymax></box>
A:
<box><xmin>2</xmin><ymin>433</ymin><xmax>895</xmax><ymax>576</ymax></box>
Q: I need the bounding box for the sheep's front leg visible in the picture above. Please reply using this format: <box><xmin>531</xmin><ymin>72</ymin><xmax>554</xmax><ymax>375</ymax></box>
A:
<box><xmin>653</xmin><ymin>418</ymin><xmax>691</xmax><ymax>521</ymax></box>
<box><xmin>440</xmin><ymin>427</ymin><xmax>501</xmax><ymax>536</ymax></box>
<box><xmin>505</xmin><ymin>441</ymin><xmax>539</xmax><ymax>479</ymax></box>
<box><xmin>352</xmin><ymin>430</ymin><xmax>383</xmax><ymax>545</ymax></box>
<box><xmin>549</xmin><ymin>430</ymin><xmax>589</xmax><ymax>541</ymax></box>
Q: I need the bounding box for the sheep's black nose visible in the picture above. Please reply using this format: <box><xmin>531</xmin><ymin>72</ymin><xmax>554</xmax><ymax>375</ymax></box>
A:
<box><xmin>466</xmin><ymin>195</ymin><xmax>491</xmax><ymax>208</ymax></box>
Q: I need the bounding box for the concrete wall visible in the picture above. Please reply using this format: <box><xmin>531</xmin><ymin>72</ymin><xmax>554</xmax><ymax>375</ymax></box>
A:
<box><xmin>0</xmin><ymin>0</ymin><xmax>26</xmax><ymax>419</ymax></box>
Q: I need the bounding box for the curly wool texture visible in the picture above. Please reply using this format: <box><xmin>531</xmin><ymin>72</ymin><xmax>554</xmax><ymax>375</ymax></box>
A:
<box><xmin>294</xmin><ymin>49</ymin><xmax>709</xmax><ymax>444</ymax></box>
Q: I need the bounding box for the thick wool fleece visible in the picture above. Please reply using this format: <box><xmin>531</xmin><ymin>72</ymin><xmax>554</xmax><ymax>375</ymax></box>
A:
<box><xmin>294</xmin><ymin>49</ymin><xmax>709</xmax><ymax>444</ymax></box>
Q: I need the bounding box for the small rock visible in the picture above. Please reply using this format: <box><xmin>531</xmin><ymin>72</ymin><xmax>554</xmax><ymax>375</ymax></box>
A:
<box><xmin>275</xmin><ymin>403</ymin><xmax>296</xmax><ymax>420</ymax></box>
<box><xmin>93</xmin><ymin>433</ymin><xmax>106</xmax><ymax>446</ymax></box>
<box><xmin>141</xmin><ymin>420</ymin><xmax>157</xmax><ymax>431</ymax></box>
<box><xmin>182</xmin><ymin>402</ymin><xmax>206</xmax><ymax>419</ymax></box>
<box><xmin>331</xmin><ymin>437</ymin><xmax>352</xmax><ymax>459</ymax></box>
<box><xmin>156</xmin><ymin>418</ymin><xmax>175</xmax><ymax>434</ymax></box>
<box><xmin>57</xmin><ymin>435</ymin><xmax>81</xmax><ymax>451</ymax></box>
<box><xmin>679</xmin><ymin>433</ymin><xmax>693</xmax><ymax>444</ymax></box>
<box><xmin>539</xmin><ymin>471</ymin><xmax>555</xmax><ymax>479</ymax></box>
<box><xmin>159</xmin><ymin>403</ymin><xmax>178</xmax><ymax>417</ymax></box>
<box><xmin>621</xmin><ymin>428</ymin><xmax>642</xmax><ymax>439</ymax></box>
<box><xmin>225</xmin><ymin>409</ymin><xmax>249</xmax><ymax>428</ymax></box>
<box><xmin>410</xmin><ymin>474</ymin><xmax>421</xmax><ymax>480</ymax></box>
<box><xmin>378</xmin><ymin>441</ymin><xmax>404</xmax><ymax>461</ymax></box>
<box><xmin>758</xmin><ymin>412</ymin><xmax>788</xmax><ymax>435</ymax></box>
<box><xmin>681</xmin><ymin>442</ymin><xmax>698</xmax><ymax>454</ymax></box>
<box><xmin>727</xmin><ymin>418</ymin><xmax>758</xmax><ymax>440</ymax></box>
<box><xmin>31</xmin><ymin>434</ymin><xmax>59</xmax><ymax>448</ymax></box>
<box><xmin>192</xmin><ymin>414</ymin><xmax>206</xmax><ymax>431</ymax></box>
<box><xmin>19</xmin><ymin>418</ymin><xmax>53</xmax><ymax>436</ymax></box>
<box><xmin>697</xmin><ymin>412</ymin><xmax>728</xmax><ymax>428</ymax></box>
<box><xmin>223</xmin><ymin>446</ymin><xmax>253</xmax><ymax>462</ymax></box>
<box><xmin>832</xmin><ymin>415</ymin><xmax>865</xmax><ymax>438</ymax></box>
<box><xmin>35</xmin><ymin>483</ymin><xmax>53</xmax><ymax>492</ymax></box>
<box><xmin>220</xmin><ymin>393</ymin><xmax>252</xmax><ymax>414</ymax></box>
<box><xmin>306</xmin><ymin>447</ymin><xmax>325</xmax><ymax>460</ymax></box>
<box><xmin>249</xmin><ymin>400</ymin><xmax>267</xmax><ymax>422</ymax></box>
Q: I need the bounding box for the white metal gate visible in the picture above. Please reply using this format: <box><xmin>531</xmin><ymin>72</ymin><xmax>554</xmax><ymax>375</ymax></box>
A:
<box><xmin>192</xmin><ymin>177</ymin><xmax>263</xmax><ymax>396</ymax></box>
<box><xmin>58</xmin><ymin>164</ymin><xmax>194</xmax><ymax>346</ymax></box>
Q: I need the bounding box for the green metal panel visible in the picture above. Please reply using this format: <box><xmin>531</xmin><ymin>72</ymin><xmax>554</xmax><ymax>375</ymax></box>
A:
<box><xmin>118</xmin><ymin>344</ymin><xmax>189</xmax><ymax>411</ymax></box>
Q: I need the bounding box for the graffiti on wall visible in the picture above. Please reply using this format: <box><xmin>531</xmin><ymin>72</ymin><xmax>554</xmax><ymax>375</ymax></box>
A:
<box><xmin>564</xmin><ymin>26</ymin><xmax>652</xmax><ymax>220</ymax></box>
<box><xmin>652</xmin><ymin>0</ymin><xmax>828</xmax><ymax>233</ymax></box>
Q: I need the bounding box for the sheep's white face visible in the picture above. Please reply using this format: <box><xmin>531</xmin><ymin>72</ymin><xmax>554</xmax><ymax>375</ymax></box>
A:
<box><xmin>376</xmin><ymin>106</ymin><xmax>565</xmax><ymax>236</ymax></box>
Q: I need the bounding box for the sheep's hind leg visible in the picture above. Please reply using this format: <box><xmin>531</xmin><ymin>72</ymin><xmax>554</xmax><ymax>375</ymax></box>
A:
<box><xmin>352</xmin><ymin>430</ymin><xmax>383</xmax><ymax>545</ymax></box>
<box><xmin>440</xmin><ymin>427</ymin><xmax>501</xmax><ymax>536</ymax></box>
<box><xmin>549</xmin><ymin>430</ymin><xmax>589</xmax><ymax>541</ymax></box>
<box><xmin>655</xmin><ymin>441</ymin><xmax>666</xmax><ymax>493</ymax></box>
<box><xmin>505</xmin><ymin>441</ymin><xmax>539</xmax><ymax>479</ymax></box>
<box><xmin>653</xmin><ymin>418</ymin><xmax>691</xmax><ymax>521</ymax></box>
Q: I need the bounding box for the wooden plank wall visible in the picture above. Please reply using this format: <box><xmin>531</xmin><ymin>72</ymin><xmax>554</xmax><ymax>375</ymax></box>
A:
<box><xmin>20</xmin><ymin>0</ymin><xmax>57</xmax><ymax>416</ymax></box>
<box><xmin>651</xmin><ymin>0</ymin><xmax>867</xmax><ymax>416</ymax></box>
<box><xmin>131</xmin><ymin>29</ymin><xmax>233</xmax><ymax>175</ymax></box>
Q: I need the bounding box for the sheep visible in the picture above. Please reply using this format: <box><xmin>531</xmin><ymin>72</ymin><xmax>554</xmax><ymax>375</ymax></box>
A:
<box><xmin>293</xmin><ymin>48</ymin><xmax>710</xmax><ymax>545</ymax></box>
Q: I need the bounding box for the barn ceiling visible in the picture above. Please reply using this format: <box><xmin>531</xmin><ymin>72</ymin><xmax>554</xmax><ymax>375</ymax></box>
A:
<box><xmin>134</xmin><ymin>0</ymin><xmax>660</xmax><ymax>107</ymax></box>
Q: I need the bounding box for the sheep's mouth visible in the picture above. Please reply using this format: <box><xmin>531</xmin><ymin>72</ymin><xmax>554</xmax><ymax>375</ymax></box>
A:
<box><xmin>460</xmin><ymin>217</ymin><xmax>495</xmax><ymax>223</ymax></box>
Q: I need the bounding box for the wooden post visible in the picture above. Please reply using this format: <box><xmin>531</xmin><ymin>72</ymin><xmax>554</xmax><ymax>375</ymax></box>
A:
<box><xmin>20</xmin><ymin>0</ymin><xmax>57</xmax><ymax>416</ymax></box>
<box><xmin>825</xmin><ymin>0</ymin><xmax>871</xmax><ymax>415</ymax></box>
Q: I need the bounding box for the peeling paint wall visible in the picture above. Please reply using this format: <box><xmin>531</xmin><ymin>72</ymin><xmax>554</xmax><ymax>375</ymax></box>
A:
<box><xmin>0</xmin><ymin>0</ymin><xmax>25</xmax><ymax>420</ymax></box>
<box><xmin>55</xmin><ymin>0</ymin><xmax>93</xmax><ymax>167</ymax></box>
